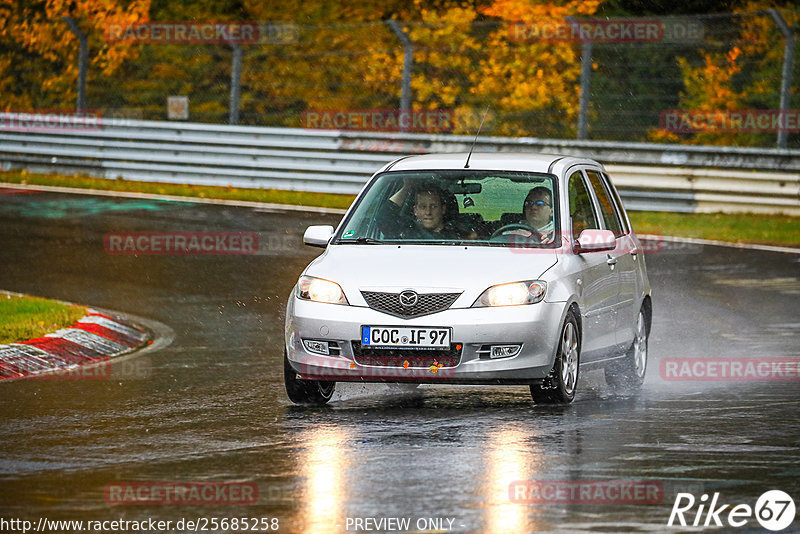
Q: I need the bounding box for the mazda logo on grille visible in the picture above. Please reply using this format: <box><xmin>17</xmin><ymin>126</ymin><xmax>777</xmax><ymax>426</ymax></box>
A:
<box><xmin>398</xmin><ymin>290</ymin><xmax>418</xmax><ymax>307</ymax></box>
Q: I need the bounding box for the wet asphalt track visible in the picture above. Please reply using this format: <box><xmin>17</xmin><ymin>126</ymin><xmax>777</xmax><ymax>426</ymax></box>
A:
<box><xmin>0</xmin><ymin>190</ymin><xmax>798</xmax><ymax>533</ymax></box>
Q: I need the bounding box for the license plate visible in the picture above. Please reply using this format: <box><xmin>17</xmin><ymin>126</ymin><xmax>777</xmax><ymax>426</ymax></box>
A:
<box><xmin>361</xmin><ymin>326</ymin><xmax>451</xmax><ymax>348</ymax></box>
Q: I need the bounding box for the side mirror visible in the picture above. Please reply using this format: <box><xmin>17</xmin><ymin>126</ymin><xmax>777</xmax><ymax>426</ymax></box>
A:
<box><xmin>303</xmin><ymin>225</ymin><xmax>334</xmax><ymax>248</ymax></box>
<box><xmin>575</xmin><ymin>229</ymin><xmax>616</xmax><ymax>253</ymax></box>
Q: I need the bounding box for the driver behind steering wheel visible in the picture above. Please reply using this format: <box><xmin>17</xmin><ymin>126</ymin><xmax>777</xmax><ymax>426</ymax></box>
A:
<box><xmin>508</xmin><ymin>186</ymin><xmax>555</xmax><ymax>244</ymax></box>
<box><xmin>378</xmin><ymin>180</ymin><xmax>463</xmax><ymax>240</ymax></box>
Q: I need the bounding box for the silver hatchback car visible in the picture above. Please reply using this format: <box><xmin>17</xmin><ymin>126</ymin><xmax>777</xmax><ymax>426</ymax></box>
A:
<box><xmin>284</xmin><ymin>153</ymin><xmax>652</xmax><ymax>405</ymax></box>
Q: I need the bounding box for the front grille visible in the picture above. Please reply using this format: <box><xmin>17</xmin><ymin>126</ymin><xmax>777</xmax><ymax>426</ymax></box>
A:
<box><xmin>361</xmin><ymin>291</ymin><xmax>461</xmax><ymax>318</ymax></box>
<box><xmin>352</xmin><ymin>341</ymin><xmax>462</xmax><ymax>367</ymax></box>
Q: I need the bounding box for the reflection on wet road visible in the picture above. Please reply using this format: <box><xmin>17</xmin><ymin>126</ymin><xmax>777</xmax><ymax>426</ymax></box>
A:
<box><xmin>0</xmin><ymin>192</ymin><xmax>798</xmax><ymax>532</ymax></box>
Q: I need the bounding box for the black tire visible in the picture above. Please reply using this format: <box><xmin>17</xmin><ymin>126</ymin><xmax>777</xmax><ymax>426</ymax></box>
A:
<box><xmin>284</xmin><ymin>351</ymin><xmax>335</xmax><ymax>405</ymax></box>
<box><xmin>530</xmin><ymin>310</ymin><xmax>580</xmax><ymax>404</ymax></box>
<box><xmin>605</xmin><ymin>308</ymin><xmax>648</xmax><ymax>390</ymax></box>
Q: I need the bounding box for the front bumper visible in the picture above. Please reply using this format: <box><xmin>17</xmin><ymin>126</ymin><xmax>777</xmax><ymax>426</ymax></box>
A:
<box><xmin>285</xmin><ymin>296</ymin><xmax>565</xmax><ymax>384</ymax></box>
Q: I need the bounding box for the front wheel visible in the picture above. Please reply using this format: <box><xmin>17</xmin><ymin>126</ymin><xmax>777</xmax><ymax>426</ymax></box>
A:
<box><xmin>530</xmin><ymin>310</ymin><xmax>580</xmax><ymax>404</ymax></box>
<box><xmin>605</xmin><ymin>309</ymin><xmax>648</xmax><ymax>390</ymax></box>
<box><xmin>284</xmin><ymin>351</ymin><xmax>335</xmax><ymax>405</ymax></box>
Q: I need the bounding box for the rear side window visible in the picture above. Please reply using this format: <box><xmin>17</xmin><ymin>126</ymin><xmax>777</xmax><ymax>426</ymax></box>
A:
<box><xmin>567</xmin><ymin>171</ymin><xmax>599</xmax><ymax>240</ymax></box>
<box><xmin>586</xmin><ymin>170</ymin><xmax>624</xmax><ymax>238</ymax></box>
<box><xmin>603</xmin><ymin>172</ymin><xmax>630</xmax><ymax>234</ymax></box>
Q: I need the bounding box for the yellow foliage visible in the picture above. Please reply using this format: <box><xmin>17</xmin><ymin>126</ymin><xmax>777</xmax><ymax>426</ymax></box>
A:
<box><xmin>470</xmin><ymin>0</ymin><xmax>600</xmax><ymax>136</ymax></box>
<box><xmin>0</xmin><ymin>0</ymin><xmax>150</xmax><ymax>110</ymax></box>
<box><xmin>649</xmin><ymin>3</ymin><xmax>797</xmax><ymax>146</ymax></box>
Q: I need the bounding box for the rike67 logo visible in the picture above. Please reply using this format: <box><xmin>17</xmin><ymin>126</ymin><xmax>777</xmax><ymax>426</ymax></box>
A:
<box><xmin>668</xmin><ymin>490</ymin><xmax>796</xmax><ymax>531</ymax></box>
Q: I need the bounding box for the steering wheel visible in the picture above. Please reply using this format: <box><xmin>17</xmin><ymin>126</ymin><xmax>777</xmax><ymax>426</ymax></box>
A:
<box><xmin>490</xmin><ymin>223</ymin><xmax>541</xmax><ymax>243</ymax></box>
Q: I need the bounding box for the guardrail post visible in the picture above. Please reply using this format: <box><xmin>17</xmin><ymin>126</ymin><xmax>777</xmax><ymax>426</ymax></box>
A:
<box><xmin>577</xmin><ymin>41</ymin><xmax>592</xmax><ymax>140</ymax></box>
<box><xmin>229</xmin><ymin>43</ymin><xmax>243</xmax><ymax>125</ymax></box>
<box><xmin>387</xmin><ymin>20</ymin><xmax>413</xmax><ymax>130</ymax></box>
<box><xmin>768</xmin><ymin>9</ymin><xmax>795</xmax><ymax>149</ymax></box>
<box><xmin>63</xmin><ymin>17</ymin><xmax>88</xmax><ymax>112</ymax></box>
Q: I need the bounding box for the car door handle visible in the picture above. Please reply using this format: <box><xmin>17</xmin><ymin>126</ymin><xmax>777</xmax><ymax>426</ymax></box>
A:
<box><xmin>606</xmin><ymin>257</ymin><xmax>617</xmax><ymax>266</ymax></box>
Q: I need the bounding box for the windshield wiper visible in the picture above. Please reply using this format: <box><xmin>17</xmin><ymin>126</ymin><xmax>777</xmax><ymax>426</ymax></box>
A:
<box><xmin>401</xmin><ymin>240</ymin><xmax>467</xmax><ymax>246</ymax></box>
<box><xmin>339</xmin><ymin>236</ymin><xmax>386</xmax><ymax>244</ymax></box>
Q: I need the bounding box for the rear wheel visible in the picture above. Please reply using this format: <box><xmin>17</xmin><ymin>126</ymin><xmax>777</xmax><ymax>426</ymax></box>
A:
<box><xmin>284</xmin><ymin>351</ymin><xmax>335</xmax><ymax>405</ymax></box>
<box><xmin>530</xmin><ymin>311</ymin><xmax>580</xmax><ymax>404</ymax></box>
<box><xmin>605</xmin><ymin>309</ymin><xmax>648</xmax><ymax>390</ymax></box>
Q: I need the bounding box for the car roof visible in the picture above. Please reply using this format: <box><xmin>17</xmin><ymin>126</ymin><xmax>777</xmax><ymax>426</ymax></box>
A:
<box><xmin>382</xmin><ymin>152</ymin><xmax>601</xmax><ymax>174</ymax></box>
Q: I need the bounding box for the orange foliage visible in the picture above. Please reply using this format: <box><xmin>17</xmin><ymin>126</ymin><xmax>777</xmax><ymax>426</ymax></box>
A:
<box><xmin>474</xmin><ymin>0</ymin><xmax>601</xmax><ymax>136</ymax></box>
<box><xmin>0</xmin><ymin>0</ymin><xmax>150</xmax><ymax>110</ymax></box>
<box><xmin>648</xmin><ymin>3</ymin><xmax>798</xmax><ymax>145</ymax></box>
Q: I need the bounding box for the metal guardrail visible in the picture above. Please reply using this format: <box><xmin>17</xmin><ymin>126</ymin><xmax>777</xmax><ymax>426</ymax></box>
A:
<box><xmin>1</xmin><ymin>116</ymin><xmax>798</xmax><ymax>214</ymax></box>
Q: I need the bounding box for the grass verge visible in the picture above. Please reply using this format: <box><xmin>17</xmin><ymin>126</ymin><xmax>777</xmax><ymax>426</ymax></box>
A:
<box><xmin>0</xmin><ymin>293</ymin><xmax>87</xmax><ymax>344</ymax></box>
<box><xmin>0</xmin><ymin>169</ymin><xmax>357</xmax><ymax>210</ymax></box>
<box><xmin>2</xmin><ymin>169</ymin><xmax>798</xmax><ymax>247</ymax></box>
<box><xmin>628</xmin><ymin>211</ymin><xmax>800</xmax><ymax>248</ymax></box>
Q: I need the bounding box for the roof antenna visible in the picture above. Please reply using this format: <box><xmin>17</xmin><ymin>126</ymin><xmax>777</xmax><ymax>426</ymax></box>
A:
<box><xmin>464</xmin><ymin>105</ymin><xmax>490</xmax><ymax>169</ymax></box>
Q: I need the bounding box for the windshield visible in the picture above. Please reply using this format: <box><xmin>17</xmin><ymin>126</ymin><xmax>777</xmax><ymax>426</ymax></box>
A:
<box><xmin>334</xmin><ymin>170</ymin><xmax>559</xmax><ymax>247</ymax></box>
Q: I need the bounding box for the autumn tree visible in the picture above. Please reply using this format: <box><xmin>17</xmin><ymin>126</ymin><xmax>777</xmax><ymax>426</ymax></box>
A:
<box><xmin>648</xmin><ymin>2</ymin><xmax>799</xmax><ymax>146</ymax></box>
<box><xmin>0</xmin><ymin>0</ymin><xmax>150</xmax><ymax>112</ymax></box>
<box><xmin>2</xmin><ymin>0</ymin><xmax>794</xmax><ymax>147</ymax></box>
<box><xmin>240</xmin><ymin>0</ymin><xmax>428</xmax><ymax>127</ymax></box>
<box><xmin>472</xmin><ymin>0</ymin><xmax>600</xmax><ymax>137</ymax></box>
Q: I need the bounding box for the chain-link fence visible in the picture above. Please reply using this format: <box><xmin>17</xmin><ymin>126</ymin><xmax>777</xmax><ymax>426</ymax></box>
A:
<box><xmin>3</xmin><ymin>10</ymin><xmax>799</xmax><ymax>148</ymax></box>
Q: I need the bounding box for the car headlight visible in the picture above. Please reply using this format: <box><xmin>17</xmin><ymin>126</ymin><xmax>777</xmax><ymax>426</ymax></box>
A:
<box><xmin>297</xmin><ymin>276</ymin><xmax>348</xmax><ymax>305</ymax></box>
<box><xmin>473</xmin><ymin>280</ymin><xmax>546</xmax><ymax>307</ymax></box>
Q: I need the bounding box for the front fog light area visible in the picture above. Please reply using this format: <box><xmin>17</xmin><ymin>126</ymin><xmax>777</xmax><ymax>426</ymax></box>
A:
<box><xmin>477</xmin><ymin>344</ymin><xmax>522</xmax><ymax>359</ymax></box>
<box><xmin>491</xmin><ymin>345</ymin><xmax>521</xmax><ymax>358</ymax></box>
<box><xmin>303</xmin><ymin>339</ymin><xmax>329</xmax><ymax>355</ymax></box>
<box><xmin>302</xmin><ymin>339</ymin><xmax>342</xmax><ymax>356</ymax></box>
